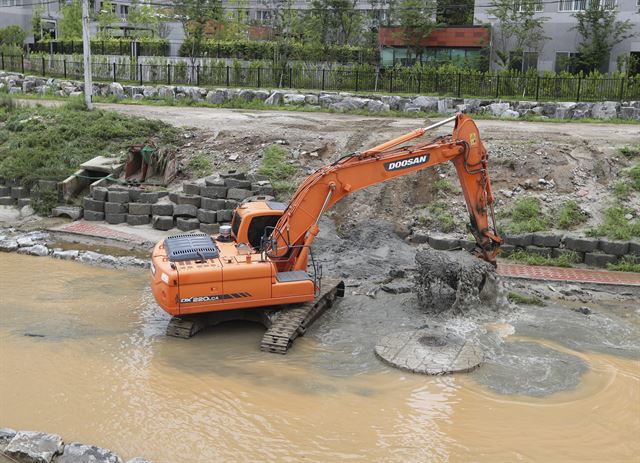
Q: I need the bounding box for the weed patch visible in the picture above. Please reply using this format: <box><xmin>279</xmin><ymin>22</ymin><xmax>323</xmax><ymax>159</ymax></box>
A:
<box><xmin>619</xmin><ymin>145</ymin><xmax>640</xmax><ymax>158</ymax></box>
<box><xmin>0</xmin><ymin>103</ymin><xmax>179</xmax><ymax>184</ymax></box>
<box><xmin>587</xmin><ymin>204</ymin><xmax>640</xmax><ymax>241</ymax></box>
<box><xmin>506</xmin><ymin>249</ymin><xmax>580</xmax><ymax>267</ymax></box>
<box><xmin>501</xmin><ymin>197</ymin><xmax>549</xmax><ymax>233</ymax></box>
<box><xmin>258</xmin><ymin>145</ymin><xmax>296</xmax><ymax>200</ymax></box>
<box><xmin>186</xmin><ymin>152</ymin><xmax>212</xmax><ymax>177</ymax></box>
<box><xmin>557</xmin><ymin>201</ymin><xmax>589</xmax><ymax>229</ymax></box>
<box><xmin>507</xmin><ymin>291</ymin><xmax>545</xmax><ymax>305</ymax></box>
<box><xmin>607</xmin><ymin>259</ymin><xmax>640</xmax><ymax>273</ymax></box>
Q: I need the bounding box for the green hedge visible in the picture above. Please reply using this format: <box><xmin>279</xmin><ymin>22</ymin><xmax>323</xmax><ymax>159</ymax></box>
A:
<box><xmin>33</xmin><ymin>38</ymin><xmax>169</xmax><ymax>56</ymax></box>
<box><xmin>179</xmin><ymin>39</ymin><xmax>378</xmax><ymax>64</ymax></box>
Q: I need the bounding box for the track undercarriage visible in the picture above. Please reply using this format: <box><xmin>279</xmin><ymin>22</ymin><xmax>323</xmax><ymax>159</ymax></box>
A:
<box><xmin>166</xmin><ymin>279</ymin><xmax>345</xmax><ymax>354</ymax></box>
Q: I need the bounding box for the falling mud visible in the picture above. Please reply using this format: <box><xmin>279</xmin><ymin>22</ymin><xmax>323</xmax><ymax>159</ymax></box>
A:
<box><xmin>414</xmin><ymin>247</ymin><xmax>511</xmax><ymax>317</ymax></box>
<box><xmin>1</xmin><ymin>253</ymin><xmax>639</xmax><ymax>462</ymax></box>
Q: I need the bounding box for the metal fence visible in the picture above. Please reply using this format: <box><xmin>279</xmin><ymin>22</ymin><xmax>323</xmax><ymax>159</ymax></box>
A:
<box><xmin>2</xmin><ymin>54</ymin><xmax>638</xmax><ymax>102</ymax></box>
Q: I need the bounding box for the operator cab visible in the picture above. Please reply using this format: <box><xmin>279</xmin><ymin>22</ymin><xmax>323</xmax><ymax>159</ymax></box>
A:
<box><xmin>231</xmin><ymin>200</ymin><xmax>286</xmax><ymax>249</ymax></box>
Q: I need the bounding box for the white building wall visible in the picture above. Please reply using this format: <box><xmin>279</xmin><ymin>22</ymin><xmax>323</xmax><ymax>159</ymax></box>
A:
<box><xmin>474</xmin><ymin>0</ymin><xmax>640</xmax><ymax>72</ymax></box>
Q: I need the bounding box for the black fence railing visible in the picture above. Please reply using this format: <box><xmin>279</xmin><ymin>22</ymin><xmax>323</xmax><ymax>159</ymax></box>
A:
<box><xmin>1</xmin><ymin>54</ymin><xmax>639</xmax><ymax>102</ymax></box>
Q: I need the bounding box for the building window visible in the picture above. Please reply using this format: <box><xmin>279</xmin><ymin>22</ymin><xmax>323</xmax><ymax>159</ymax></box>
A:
<box><xmin>555</xmin><ymin>52</ymin><xmax>580</xmax><ymax>72</ymax></box>
<box><xmin>120</xmin><ymin>4</ymin><xmax>128</xmax><ymax>16</ymax></box>
<box><xmin>256</xmin><ymin>10</ymin><xmax>271</xmax><ymax>21</ymax></box>
<box><xmin>559</xmin><ymin>0</ymin><xmax>615</xmax><ymax>11</ymax></box>
<box><xmin>508</xmin><ymin>51</ymin><xmax>538</xmax><ymax>71</ymax></box>
<box><xmin>516</xmin><ymin>0</ymin><xmax>543</xmax><ymax>12</ymax></box>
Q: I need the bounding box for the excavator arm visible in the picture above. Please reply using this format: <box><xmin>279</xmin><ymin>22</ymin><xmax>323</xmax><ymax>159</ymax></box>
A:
<box><xmin>265</xmin><ymin>113</ymin><xmax>502</xmax><ymax>271</ymax></box>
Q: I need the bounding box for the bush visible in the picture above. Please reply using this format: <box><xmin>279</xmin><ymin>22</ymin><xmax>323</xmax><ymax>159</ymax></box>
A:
<box><xmin>557</xmin><ymin>200</ymin><xmax>588</xmax><ymax>229</ymax></box>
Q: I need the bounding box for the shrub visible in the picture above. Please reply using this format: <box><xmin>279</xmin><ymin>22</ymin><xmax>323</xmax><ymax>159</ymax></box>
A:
<box><xmin>557</xmin><ymin>200</ymin><xmax>589</xmax><ymax>229</ymax></box>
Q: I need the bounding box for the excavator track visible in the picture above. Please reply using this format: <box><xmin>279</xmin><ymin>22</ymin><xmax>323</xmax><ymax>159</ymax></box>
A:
<box><xmin>260</xmin><ymin>279</ymin><xmax>345</xmax><ymax>354</ymax></box>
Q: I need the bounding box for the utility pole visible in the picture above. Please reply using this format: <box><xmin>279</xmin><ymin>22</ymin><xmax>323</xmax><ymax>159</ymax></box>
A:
<box><xmin>82</xmin><ymin>0</ymin><xmax>93</xmax><ymax>110</ymax></box>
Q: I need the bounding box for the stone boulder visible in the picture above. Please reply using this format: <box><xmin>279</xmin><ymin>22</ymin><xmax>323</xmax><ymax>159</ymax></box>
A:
<box><xmin>500</xmin><ymin>109</ymin><xmax>520</xmax><ymax>119</ymax></box>
<box><xmin>591</xmin><ymin>101</ymin><xmax>619</xmax><ymax>119</ymax></box>
<box><xmin>489</xmin><ymin>102</ymin><xmax>510</xmax><ymax>117</ymax></box>
<box><xmin>367</xmin><ymin>100</ymin><xmax>390</xmax><ymax>113</ymax></box>
<box><xmin>264</xmin><ymin>91</ymin><xmax>285</xmax><ymax>105</ymax></box>
<box><xmin>283</xmin><ymin>93</ymin><xmax>305</xmax><ymax>105</ymax></box>
<box><xmin>4</xmin><ymin>431</ymin><xmax>64</xmax><ymax>463</ymax></box>
<box><xmin>57</xmin><ymin>442</ymin><xmax>123</xmax><ymax>463</ymax></box>
<box><xmin>109</xmin><ymin>82</ymin><xmax>124</xmax><ymax>97</ymax></box>
<box><xmin>157</xmin><ymin>86</ymin><xmax>175</xmax><ymax>99</ymax></box>
<box><xmin>412</xmin><ymin>96</ymin><xmax>438</xmax><ymax>112</ymax></box>
<box><xmin>206</xmin><ymin>89</ymin><xmax>227</xmax><ymax>104</ymax></box>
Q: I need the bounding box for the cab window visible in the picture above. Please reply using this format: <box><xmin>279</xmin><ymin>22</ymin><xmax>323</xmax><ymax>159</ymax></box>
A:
<box><xmin>247</xmin><ymin>215</ymin><xmax>280</xmax><ymax>249</ymax></box>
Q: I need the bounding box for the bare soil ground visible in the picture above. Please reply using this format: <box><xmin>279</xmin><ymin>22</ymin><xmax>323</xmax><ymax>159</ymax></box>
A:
<box><xmin>90</xmin><ymin>103</ymin><xmax>639</xmax><ymax>239</ymax></box>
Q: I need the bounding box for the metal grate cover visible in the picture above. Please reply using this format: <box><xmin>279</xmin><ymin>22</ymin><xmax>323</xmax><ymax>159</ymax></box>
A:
<box><xmin>164</xmin><ymin>233</ymin><xmax>219</xmax><ymax>261</ymax></box>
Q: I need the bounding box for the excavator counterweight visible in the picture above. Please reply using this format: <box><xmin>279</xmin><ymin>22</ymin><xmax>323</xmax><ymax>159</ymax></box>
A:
<box><xmin>150</xmin><ymin>113</ymin><xmax>501</xmax><ymax>353</ymax></box>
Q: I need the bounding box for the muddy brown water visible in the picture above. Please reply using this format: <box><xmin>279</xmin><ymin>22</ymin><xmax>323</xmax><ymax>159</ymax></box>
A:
<box><xmin>1</xmin><ymin>253</ymin><xmax>639</xmax><ymax>462</ymax></box>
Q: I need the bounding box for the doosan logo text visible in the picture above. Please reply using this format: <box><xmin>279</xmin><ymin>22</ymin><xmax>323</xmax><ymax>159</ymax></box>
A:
<box><xmin>384</xmin><ymin>154</ymin><xmax>430</xmax><ymax>171</ymax></box>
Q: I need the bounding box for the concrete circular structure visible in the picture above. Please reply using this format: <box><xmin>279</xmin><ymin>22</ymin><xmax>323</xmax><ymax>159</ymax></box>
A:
<box><xmin>374</xmin><ymin>329</ymin><xmax>483</xmax><ymax>375</ymax></box>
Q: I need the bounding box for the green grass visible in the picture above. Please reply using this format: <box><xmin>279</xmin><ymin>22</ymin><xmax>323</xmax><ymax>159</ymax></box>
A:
<box><xmin>607</xmin><ymin>259</ymin><xmax>640</xmax><ymax>273</ymax></box>
<box><xmin>258</xmin><ymin>145</ymin><xmax>296</xmax><ymax>199</ymax></box>
<box><xmin>557</xmin><ymin>200</ymin><xmax>589</xmax><ymax>229</ymax></box>
<box><xmin>507</xmin><ymin>291</ymin><xmax>545</xmax><ymax>306</ymax></box>
<box><xmin>417</xmin><ymin>200</ymin><xmax>457</xmax><ymax>232</ymax></box>
<box><xmin>434</xmin><ymin>178</ymin><xmax>455</xmax><ymax>194</ymax></box>
<box><xmin>587</xmin><ymin>204</ymin><xmax>640</xmax><ymax>241</ymax></box>
<box><xmin>506</xmin><ymin>249</ymin><xmax>580</xmax><ymax>268</ymax></box>
<box><xmin>501</xmin><ymin>197</ymin><xmax>549</xmax><ymax>234</ymax></box>
<box><xmin>186</xmin><ymin>152</ymin><xmax>212</xmax><ymax>177</ymax></box>
<box><xmin>628</xmin><ymin>164</ymin><xmax>640</xmax><ymax>191</ymax></box>
<box><xmin>614</xmin><ymin>181</ymin><xmax>632</xmax><ymax>200</ymax></box>
<box><xmin>619</xmin><ymin>144</ymin><xmax>640</xmax><ymax>158</ymax></box>
<box><xmin>31</xmin><ymin>189</ymin><xmax>59</xmax><ymax>216</ymax></box>
<box><xmin>0</xmin><ymin>95</ymin><xmax>179</xmax><ymax>185</ymax></box>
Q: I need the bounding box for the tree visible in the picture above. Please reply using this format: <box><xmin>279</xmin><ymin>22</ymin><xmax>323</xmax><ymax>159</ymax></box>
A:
<box><xmin>173</xmin><ymin>0</ymin><xmax>223</xmax><ymax>60</ymax></box>
<box><xmin>395</xmin><ymin>0</ymin><xmax>437</xmax><ymax>63</ymax></box>
<box><xmin>32</xmin><ymin>5</ymin><xmax>44</xmax><ymax>42</ymax></box>
<box><xmin>437</xmin><ymin>0</ymin><xmax>474</xmax><ymax>26</ymax></box>
<box><xmin>487</xmin><ymin>0</ymin><xmax>549</xmax><ymax>70</ymax></box>
<box><xmin>58</xmin><ymin>0</ymin><xmax>83</xmax><ymax>39</ymax></box>
<box><xmin>572</xmin><ymin>0</ymin><xmax>635</xmax><ymax>73</ymax></box>
<box><xmin>0</xmin><ymin>25</ymin><xmax>26</xmax><ymax>46</ymax></box>
<box><xmin>96</xmin><ymin>0</ymin><xmax>118</xmax><ymax>38</ymax></box>
<box><xmin>305</xmin><ymin>0</ymin><xmax>364</xmax><ymax>46</ymax></box>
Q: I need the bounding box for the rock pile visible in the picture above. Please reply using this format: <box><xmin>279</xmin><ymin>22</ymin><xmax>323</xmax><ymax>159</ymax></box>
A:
<box><xmin>0</xmin><ymin>428</ymin><xmax>152</xmax><ymax>463</ymax></box>
<box><xmin>1</xmin><ymin>71</ymin><xmax>638</xmax><ymax>120</ymax></box>
<box><xmin>0</xmin><ymin>230</ymin><xmax>148</xmax><ymax>268</ymax></box>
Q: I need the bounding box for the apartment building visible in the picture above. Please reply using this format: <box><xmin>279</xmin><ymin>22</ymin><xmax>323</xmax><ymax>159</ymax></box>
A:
<box><xmin>474</xmin><ymin>0</ymin><xmax>640</xmax><ymax>73</ymax></box>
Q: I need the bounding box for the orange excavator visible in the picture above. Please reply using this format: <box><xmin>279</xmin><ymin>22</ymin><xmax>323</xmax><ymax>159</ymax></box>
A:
<box><xmin>150</xmin><ymin>113</ymin><xmax>502</xmax><ymax>353</ymax></box>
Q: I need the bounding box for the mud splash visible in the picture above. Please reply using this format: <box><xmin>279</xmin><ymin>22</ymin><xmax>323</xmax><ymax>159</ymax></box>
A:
<box><xmin>1</xmin><ymin>253</ymin><xmax>639</xmax><ymax>462</ymax></box>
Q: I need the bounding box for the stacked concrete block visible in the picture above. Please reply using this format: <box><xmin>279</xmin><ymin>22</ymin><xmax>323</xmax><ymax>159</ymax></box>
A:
<box><xmin>173</xmin><ymin>204</ymin><xmax>198</xmax><ymax>217</ymax></box>
<box><xmin>83</xmin><ymin>197</ymin><xmax>104</xmax><ymax>212</ymax></box>
<box><xmin>152</xmin><ymin>203</ymin><xmax>174</xmax><ymax>216</ymax></box>
<box><xmin>201</xmin><ymin>185</ymin><xmax>227</xmax><ymax>199</ymax></box>
<box><xmin>152</xmin><ymin>215</ymin><xmax>174</xmax><ymax>231</ymax></box>
<box><xmin>11</xmin><ymin>186</ymin><xmax>29</xmax><ymax>200</ymax></box>
<box><xmin>176</xmin><ymin>193</ymin><xmax>201</xmax><ymax>208</ymax></box>
<box><xmin>139</xmin><ymin>192</ymin><xmax>159</xmax><ymax>204</ymax></box>
<box><xmin>17</xmin><ymin>198</ymin><xmax>32</xmax><ymax>208</ymax></box>
<box><xmin>183</xmin><ymin>182</ymin><xmax>201</xmax><ymax>195</ymax></box>
<box><xmin>200</xmin><ymin>223</ymin><xmax>220</xmax><ymax>235</ymax></box>
<box><xmin>197</xmin><ymin>209</ymin><xmax>217</xmax><ymax>224</ymax></box>
<box><xmin>108</xmin><ymin>190</ymin><xmax>130</xmax><ymax>204</ymax></box>
<box><xmin>177</xmin><ymin>217</ymin><xmax>200</xmax><ymax>231</ymax></box>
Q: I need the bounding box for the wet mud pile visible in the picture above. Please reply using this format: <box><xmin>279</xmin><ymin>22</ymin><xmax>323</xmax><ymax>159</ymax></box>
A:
<box><xmin>414</xmin><ymin>247</ymin><xmax>511</xmax><ymax>317</ymax></box>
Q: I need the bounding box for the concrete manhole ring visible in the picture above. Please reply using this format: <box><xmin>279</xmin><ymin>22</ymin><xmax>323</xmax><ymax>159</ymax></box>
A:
<box><xmin>374</xmin><ymin>329</ymin><xmax>484</xmax><ymax>375</ymax></box>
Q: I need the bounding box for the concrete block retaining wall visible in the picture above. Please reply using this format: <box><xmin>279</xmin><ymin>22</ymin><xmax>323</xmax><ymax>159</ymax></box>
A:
<box><xmin>1</xmin><ymin>71</ymin><xmax>639</xmax><ymax>121</ymax></box>
<box><xmin>412</xmin><ymin>232</ymin><xmax>640</xmax><ymax>268</ymax></box>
